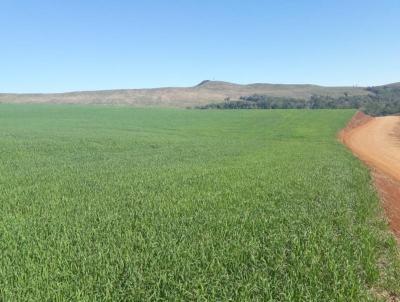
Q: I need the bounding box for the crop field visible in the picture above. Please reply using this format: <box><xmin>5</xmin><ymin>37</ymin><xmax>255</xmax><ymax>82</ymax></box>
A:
<box><xmin>0</xmin><ymin>105</ymin><xmax>399</xmax><ymax>301</ymax></box>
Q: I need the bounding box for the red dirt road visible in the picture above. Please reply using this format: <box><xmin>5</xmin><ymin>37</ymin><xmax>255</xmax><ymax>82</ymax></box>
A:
<box><xmin>343</xmin><ymin>115</ymin><xmax>400</xmax><ymax>181</ymax></box>
<box><xmin>341</xmin><ymin>113</ymin><xmax>400</xmax><ymax>239</ymax></box>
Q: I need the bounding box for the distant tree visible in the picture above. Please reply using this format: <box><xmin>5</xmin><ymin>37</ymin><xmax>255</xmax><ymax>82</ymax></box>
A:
<box><xmin>196</xmin><ymin>86</ymin><xmax>400</xmax><ymax>116</ymax></box>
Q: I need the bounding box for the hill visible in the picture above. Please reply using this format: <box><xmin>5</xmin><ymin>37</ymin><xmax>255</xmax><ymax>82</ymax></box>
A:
<box><xmin>0</xmin><ymin>81</ymin><xmax>373</xmax><ymax>107</ymax></box>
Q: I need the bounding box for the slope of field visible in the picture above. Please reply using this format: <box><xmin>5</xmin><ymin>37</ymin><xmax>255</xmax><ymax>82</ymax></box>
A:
<box><xmin>341</xmin><ymin>113</ymin><xmax>400</xmax><ymax>238</ymax></box>
<box><xmin>0</xmin><ymin>80</ymin><xmax>370</xmax><ymax>107</ymax></box>
<box><xmin>0</xmin><ymin>105</ymin><xmax>398</xmax><ymax>301</ymax></box>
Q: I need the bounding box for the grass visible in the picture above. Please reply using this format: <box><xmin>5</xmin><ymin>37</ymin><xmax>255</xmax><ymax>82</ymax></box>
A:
<box><xmin>0</xmin><ymin>105</ymin><xmax>398</xmax><ymax>301</ymax></box>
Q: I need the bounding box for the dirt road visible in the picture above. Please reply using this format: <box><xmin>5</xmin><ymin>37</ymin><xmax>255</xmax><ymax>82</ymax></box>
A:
<box><xmin>343</xmin><ymin>115</ymin><xmax>400</xmax><ymax>181</ymax></box>
<box><xmin>341</xmin><ymin>113</ymin><xmax>400</xmax><ymax>238</ymax></box>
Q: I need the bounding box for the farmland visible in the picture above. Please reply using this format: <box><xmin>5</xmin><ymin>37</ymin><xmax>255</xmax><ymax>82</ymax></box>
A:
<box><xmin>0</xmin><ymin>105</ymin><xmax>399</xmax><ymax>301</ymax></box>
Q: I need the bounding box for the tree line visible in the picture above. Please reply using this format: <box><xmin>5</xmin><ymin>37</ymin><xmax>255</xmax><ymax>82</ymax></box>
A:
<box><xmin>196</xmin><ymin>85</ymin><xmax>400</xmax><ymax>116</ymax></box>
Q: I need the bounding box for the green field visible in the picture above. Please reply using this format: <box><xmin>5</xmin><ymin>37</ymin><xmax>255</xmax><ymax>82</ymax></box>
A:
<box><xmin>0</xmin><ymin>105</ymin><xmax>398</xmax><ymax>301</ymax></box>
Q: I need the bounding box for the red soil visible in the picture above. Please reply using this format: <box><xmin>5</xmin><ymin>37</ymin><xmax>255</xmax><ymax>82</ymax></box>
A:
<box><xmin>340</xmin><ymin>112</ymin><xmax>400</xmax><ymax>240</ymax></box>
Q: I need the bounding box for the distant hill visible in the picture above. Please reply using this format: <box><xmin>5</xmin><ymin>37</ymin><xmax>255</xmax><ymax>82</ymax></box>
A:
<box><xmin>385</xmin><ymin>82</ymin><xmax>400</xmax><ymax>88</ymax></box>
<box><xmin>0</xmin><ymin>81</ymin><xmax>384</xmax><ymax>107</ymax></box>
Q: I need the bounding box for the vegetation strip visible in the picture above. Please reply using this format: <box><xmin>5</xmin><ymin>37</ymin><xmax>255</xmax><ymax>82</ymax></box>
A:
<box><xmin>198</xmin><ymin>84</ymin><xmax>400</xmax><ymax>116</ymax></box>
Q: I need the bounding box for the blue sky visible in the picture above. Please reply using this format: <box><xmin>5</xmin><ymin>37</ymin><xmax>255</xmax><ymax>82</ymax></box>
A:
<box><xmin>1</xmin><ymin>0</ymin><xmax>399</xmax><ymax>92</ymax></box>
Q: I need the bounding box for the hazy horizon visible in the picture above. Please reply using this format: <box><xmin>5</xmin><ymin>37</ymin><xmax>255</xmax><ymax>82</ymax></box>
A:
<box><xmin>0</xmin><ymin>79</ymin><xmax>394</xmax><ymax>95</ymax></box>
